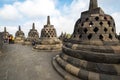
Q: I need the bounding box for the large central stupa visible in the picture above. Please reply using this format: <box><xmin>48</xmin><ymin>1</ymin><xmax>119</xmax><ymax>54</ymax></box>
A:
<box><xmin>52</xmin><ymin>0</ymin><xmax>120</xmax><ymax>80</ymax></box>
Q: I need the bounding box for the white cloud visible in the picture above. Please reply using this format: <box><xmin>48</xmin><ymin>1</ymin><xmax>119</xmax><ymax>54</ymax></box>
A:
<box><xmin>55</xmin><ymin>0</ymin><xmax>89</xmax><ymax>35</ymax></box>
<box><xmin>112</xmin><ymin>12</ymin><xmax>120</xmax><ymax>34</ymax></box>
<box><xmin>0</xmin><ymin>4</ymin><xmax>22</xmax><ymax>21</ymax></box>
<box><xmin>16</xmin><ymin>0</ymin><xmax>60</xmax><ymax>18</ymax></box>
<box><xmin>0</xmin><ymin>0</ymin><xmax>60</xmax><ymax>20</ymax></box>
<box><xmin>0</xmin><ymin>26</ymin><xmax>17</xmax><ymax>36</ymax></box>
<box><xmin>0</xmin><ymin>0</ymin><xmax>120</xmax><ymax>37</ymax></box>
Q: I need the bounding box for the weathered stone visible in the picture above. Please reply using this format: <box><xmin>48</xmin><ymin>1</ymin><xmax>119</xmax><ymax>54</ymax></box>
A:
<box><xmin>34</xmin><ymin>16</ymin><xmax>62</xmax><ymax>50</ymax></box>
<box><xmin>2</xmin><ymin>27</ymin><xmax>9</xmax><ymax>40</ymax></box>
<box><xmin>52</xmin><ymin>0</ymin><xmax>120</xmax><ymax>80</ymax></box>
<box><xmin>59</xmin><ymin>32</ymin><xmax>71</xmax><ymax>43</ymax></box>
<box><xmin>23</xmin><ymin>23</ymin><xmax>39</xmax><ymax>45</ymax></box>
<box><xmin>14</xmin><ymin>26</ymin><xmax>25</xmax><ymax>44</ymax></box>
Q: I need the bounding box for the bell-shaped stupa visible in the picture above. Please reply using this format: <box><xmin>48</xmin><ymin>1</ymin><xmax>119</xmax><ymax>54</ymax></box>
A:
<box><xmin>14</xmin><ymin>26</ymin><xmax>25</xmax><ymax>43</ymax></box>
<box><xmin>52</xmin><ymin>0</ymin><xmax>120</xmax><ymax>80</ymax></box>
<box><xmin>2</xmin><ymin>27</ymin><xmax>9</xmax><ymax>40</ymax></box>
<box><xmin>24</xmin><ymin>23</ymin><xmax>39</xmax><ymax>45</ymax></box>
<box><xmin>34</xmin><ymin>16</ymin><xmax>62</xmax><ymax>50</ymax></box>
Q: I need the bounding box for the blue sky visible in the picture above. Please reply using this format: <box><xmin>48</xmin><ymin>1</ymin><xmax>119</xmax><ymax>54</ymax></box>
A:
<box><xmin>0</xmin><ymin>0</ymin><xmax>25</xmax><ymax>7</ymax></box>
<box><xmin>0</xmin><ymin>0</ymin><xmax>120</xmax><ymax>36</ymax></box>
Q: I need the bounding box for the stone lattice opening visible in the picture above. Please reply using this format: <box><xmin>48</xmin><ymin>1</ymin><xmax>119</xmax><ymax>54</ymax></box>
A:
<box><xmin>104</xmin><ymin>17</ymin><xmax>107</xmax><ymax>20</ymax></box>
<box><xmin>104</xmin><ymin>28</ymin><xmax>108</xmax><ymax>33</ymax></box>
<box><xmin>99</xmin><ymin>22</ymin><xmax>103</xmax><ymax>26</ymax></box>
<box><xmin>81</xmin><ymin>23</ymin><xmax>84</xmax><ymax>26</ymax></box>
<box><xmin>79</xmin><ymin>34</ymin><xmax>82</xmax><ymax>38</ymax></box>
<box><xmin>99</xmin><ymin>35</ymin><xmax>103</xmax><ymax>40</ymax></box>
<box><xmin>89</xmin><ymin>21</ymin><xmax>93</xmax><ymax>27</ymax></box>
<box><xmin>114</xmin><ymin>23</ymin><xmax>115</xmax><ymax>27</ymax></box>
<box><xmin>112</xmin><ymin>28</ymin><xmax>114</xmax><ymax>32</ymax></box>
<box><xmin>109</xmin><ymin>34</ymin><xmax>113</xmax><ymax>39</ymax></box>
<box><xmin>88</xmin><ymin>34</ymin><xmax>92</xmax><ymax>40</ymax></box>
<box><xmin>95</xmin><ymin>17</ymin><xmax>99</xmax><ymax>21</ymax></box>
<box><xmin>86</xmin><ymin>18</ymin><xmax>89</xmax><ymax>21</ymax></box>
<box><xmin>84</xmin><ymin>28</ymin><xmax>88</xmax><ymax>34</ymax></box>
<box><xmin>108</xmin><ymin>21</ymin><xmax>111</xmax><ymax>27</ymax></box>
<box><xmin>93</xmin><ymin>27</ymin><xmax>99</xmax><ymax>33</ymax></box>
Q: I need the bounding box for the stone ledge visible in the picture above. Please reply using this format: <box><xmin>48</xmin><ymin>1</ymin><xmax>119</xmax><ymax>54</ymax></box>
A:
<box><xmin>52</xmin><ymin>58</ymin><xmax>80</xmax><ymax>80</ymax></box>
<box><xmin>60</xmin><ymin>53</ymin><xmax>119</xmax><ymax>75</ymax></box>
<box><xmin>55</xmin><ymin>55</ymin><xmax>120</xmax><ymax>80</ymax></box>
<box><xmin>63</xmin><ymin>46</ymin><xmax>120</xmax><ymax>64</ymax></box>
<box><xmin>33</xmin><ymin>44</ymin><xmax>62</xmax><ymax>51</ymax></box>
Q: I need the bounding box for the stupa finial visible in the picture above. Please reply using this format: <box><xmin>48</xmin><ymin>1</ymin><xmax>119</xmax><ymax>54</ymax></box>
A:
<box><xmin>32</xmin><ymin>23</ymin><xmax>35</xmax><ymax>29</ymax></box>
<box><xmin>19</xmin><ymin>25</ymin><xmax>21</xmax><ymax>31</ymax></box>
<box><xmin>89</xmin><ymin>0</ymin><xmax>98</xmax><ymax>10</ymax></box>
<box><xmin>47</xmin><ymin>16</ymin><xmax>50</xmax><ymax>25</ymax></box>
<box><xmin>4</xmin><ymin>27</ymin><xmax>7</xmax><ymax>32</ymax></box>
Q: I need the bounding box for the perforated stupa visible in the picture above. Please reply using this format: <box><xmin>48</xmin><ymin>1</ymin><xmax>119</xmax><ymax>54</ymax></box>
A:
<box><xmin>34</xmin><ymin>16</ymin><xmax>62</xmax><ymax>50</ymax></box>
<box><xmin>24</xmin><ymin>23</ymin><xmax>39</xmax><ymax>45</ymax></box>
<box><xmin>52</xmin><ymin>0</ymin><xmax>120</xmax><ymax>80</ymax></box>
<box><xmin>14</xmin><ymin>26</ymin><xmax>25</xmax><ymax>43</ymax></box>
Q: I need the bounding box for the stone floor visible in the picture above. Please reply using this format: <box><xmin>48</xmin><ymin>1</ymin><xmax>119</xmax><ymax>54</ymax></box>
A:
<box><xmin>0</xmin><ymin>44</ymin><xmax>64</xmax><ymax>80</ymax></box>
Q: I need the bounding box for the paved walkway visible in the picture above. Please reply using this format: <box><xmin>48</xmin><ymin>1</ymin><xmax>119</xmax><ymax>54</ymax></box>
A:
<box><xmin>0</xmin><ymin>44</ymin><xmax>63</xmax><ymax>80</ymax></box>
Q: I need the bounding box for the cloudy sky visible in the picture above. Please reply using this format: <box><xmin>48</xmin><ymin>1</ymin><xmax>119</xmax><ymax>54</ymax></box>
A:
<box><xmin>0</xmin><ymin>0</ymin><xmax>120</xmax><ymax>37</ymax></box>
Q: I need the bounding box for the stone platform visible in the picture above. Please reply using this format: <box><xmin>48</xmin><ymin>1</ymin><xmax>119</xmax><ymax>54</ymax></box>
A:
<box><xmin>0</xmin><ymin>44</ymin><xmax>63</xmax><ymax>80</ymax></box>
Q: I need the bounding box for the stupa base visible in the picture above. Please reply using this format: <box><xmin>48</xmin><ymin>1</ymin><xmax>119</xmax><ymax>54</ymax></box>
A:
<box><xmin>14</xmin><ymin>40</ymin><xmax>24</xmax><ymax>44</ymax></box>
<box><xmin>33</xmin><ymin>44</ymin><xmax>62</xmax><ymax>51</ymax></box>
<box><xmin>22</xmin><ymin>41</ymin><xmax>32</xmax><ymax>45</ymax></box>
<box><xmin>52</xmin><ymin>45</ymin><xmax>120</xmax><ymax>80</ymax></box>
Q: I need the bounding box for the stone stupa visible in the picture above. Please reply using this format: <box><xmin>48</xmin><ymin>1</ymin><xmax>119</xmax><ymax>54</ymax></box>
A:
<box><xmin>2</xmin><ymin>27</ymin><xmax>9</xmax><ymax>40</ymax></box>
<box><xmin>52</xmin><ymin>0</ymin><xmax>120</xmax><ymax>80</ymax></box>
<box><xmin>24</xmin><ymin>23</ymin><xmax>39</xmax><ymax>45</ymax></box>
<box><xmin>14</xmin><ymin>26</ymin><xmax>25</xmax><ymax>43</ymax></box>
<box><xmin>34</xmin><ymin>16</ymin><xmax>62</xmax><ymax>50</ymax></box>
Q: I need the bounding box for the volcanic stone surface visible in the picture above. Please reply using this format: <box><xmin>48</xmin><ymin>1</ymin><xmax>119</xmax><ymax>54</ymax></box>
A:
<box><xmin>0</xmin><ymin>44</ymin><xmax>64</xmax><ymax>80</ymax></box>
<box><xmin>34</xmin><ymin>16</ymin><xmax>62</xmax><ymax>51</ymax></box>
<box><xmin>52</xmin><ymin>0</ymin><xmax>120</xmax><ymax>80</ymax></box>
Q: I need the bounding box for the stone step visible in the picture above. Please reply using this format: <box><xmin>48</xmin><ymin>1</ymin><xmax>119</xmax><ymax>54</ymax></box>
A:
<box><xmin>65</xmin><ymin>43</ymin><xmax>120</xmax><ymax>54</ymax></box>
<box><xmin>60</xmin><ymin>53</ymin><xmax>120</xmax><ymax>75</ymax></box>
<box><xmin>52</xmin><ymin>57</ymin><xmax>81</xmax><ymax>80</ymax></box>
<box><xmin>55</xmin><ymin>55</ymin><xmax>120</xmax><ymax>80</ymax></box>
<box><xmin>62</xmin><ymin>46</ymin><xmax>120</xmax><ymax>64</ymax></box>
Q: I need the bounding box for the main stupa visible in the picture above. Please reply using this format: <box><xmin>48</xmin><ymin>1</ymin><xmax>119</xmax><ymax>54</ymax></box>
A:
<box><xmin>52</xmin><ymin>0</ymin><xmax>120</xmax><ymax>80</ymax></box>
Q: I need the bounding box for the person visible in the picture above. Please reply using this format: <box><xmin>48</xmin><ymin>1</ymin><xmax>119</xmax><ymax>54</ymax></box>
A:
<box><xmin>32</xmin><ymin>40</ymin><xmax>36</xmax><ymax>46</ymax></box>
<box><xmin>8</xmin><ymin>35</ymin><xmax>11</xmax><ymax>44</ymax></box>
